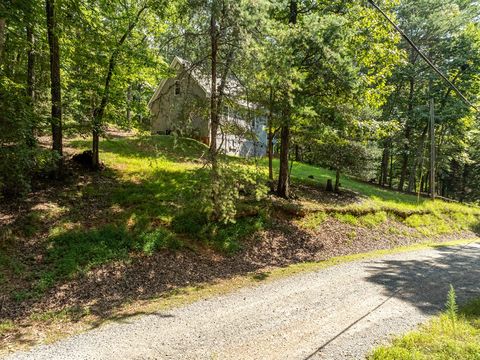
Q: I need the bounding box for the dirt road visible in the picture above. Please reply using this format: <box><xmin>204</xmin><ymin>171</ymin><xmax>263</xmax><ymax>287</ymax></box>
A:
<box><xmin>5</xmin><ymin>241</ymin><xmax>480</xmax><ymax>360</ymax></box>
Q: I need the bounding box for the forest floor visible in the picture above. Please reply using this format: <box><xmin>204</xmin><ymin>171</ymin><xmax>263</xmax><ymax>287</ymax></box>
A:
<box><xmin>1</xmin><ymin>134</ymin><xmax>480</xmax><ymax>355</ymax></box>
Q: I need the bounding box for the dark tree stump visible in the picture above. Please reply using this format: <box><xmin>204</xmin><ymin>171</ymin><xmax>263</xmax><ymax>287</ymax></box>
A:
<box><xmin>326</xmin><ymin>179</ymin><xmax>334</xmax><ymax>192</ymax></box>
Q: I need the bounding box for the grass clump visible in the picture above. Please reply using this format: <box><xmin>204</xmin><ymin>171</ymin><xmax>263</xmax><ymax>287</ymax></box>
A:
<box><xmin>358</xmin><ymin>211</ymin><xmax>388</xmax><ymax>228</ymax></box>
<box><xmin>404</xmin><ymin>214</ymin><xmax>453</xmax><ymax>236</ymax></box>
<box><xmin>333</xmin><ymin>211</ymin><xmax>388</xmax><ymax>228</ymax></box>
<box><xmin>369</xmin><ymin>289</ymin><xmax>480</xmax><ymax>360</ymax></box>
<box><xmin>137</xmin><ymin>228</ymin><xmax>183</xmax><ymax>254</ymax></box>
<box><xmin>0</xmin><ymin>320</ymin><xmax>15</xmax><ymax>335</ymax></box>
<box><xmin>298</xmin><ymin>212</ymin><xmax>328</xmax><ymax>229</ymax></box>
<box><xmin>334</xmin><ymin>213</ymin><xmax>359</xmax><ymax>226</ymax></box>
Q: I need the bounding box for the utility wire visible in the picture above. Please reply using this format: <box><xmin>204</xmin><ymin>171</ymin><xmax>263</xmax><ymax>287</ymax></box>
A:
<box><xmin>367</xmin><ymin>0</ymin><xmax>479</xmax><ymax>112</ymax></box>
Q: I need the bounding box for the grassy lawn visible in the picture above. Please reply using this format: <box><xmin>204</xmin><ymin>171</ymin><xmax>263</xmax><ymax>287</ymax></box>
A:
<box><xmin>369</xmin><ymin>296</ymin><xmax>480</xmax><ymax>360</ymax></box>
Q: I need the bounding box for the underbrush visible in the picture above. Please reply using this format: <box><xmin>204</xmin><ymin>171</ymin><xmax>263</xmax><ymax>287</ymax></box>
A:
<box><xmin>369</xmin><ymin>290</ymin><xmax>480</xmax><ymax>360</ymax></box>
<box><xmin>172</xmin><ymin>209</ymin><xmax>265</xmax><ymax>254</ymax></box>
<box><xmin>8</xmin><ymin>225</ymin><xmax>186</xmax><ymax>300</ymax></box>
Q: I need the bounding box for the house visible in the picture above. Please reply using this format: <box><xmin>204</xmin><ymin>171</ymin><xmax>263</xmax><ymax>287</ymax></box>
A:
<box><xmin>148</xmin><ymin>56</ymin><xmax>267</xmax><ymax>157</ymax></box>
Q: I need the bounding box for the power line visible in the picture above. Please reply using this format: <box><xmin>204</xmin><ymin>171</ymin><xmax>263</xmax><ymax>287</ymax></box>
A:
<box><xmin>367</xmin><ymin>0</ymin><xmax>479</xmax><ymax>112</ymax></box>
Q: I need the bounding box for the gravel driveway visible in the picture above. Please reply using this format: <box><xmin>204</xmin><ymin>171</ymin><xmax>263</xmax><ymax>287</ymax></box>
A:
<box><xmin>5</xmin><ymin>241</ymin><xmax>480</xmax><ymax>360</ymax></box>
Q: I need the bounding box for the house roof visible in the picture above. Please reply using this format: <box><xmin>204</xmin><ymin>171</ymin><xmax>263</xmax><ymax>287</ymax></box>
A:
<box><xmin>148</xmin><ymin>56</ymin><xmax>248</xmax><ymax>108</ymax></box>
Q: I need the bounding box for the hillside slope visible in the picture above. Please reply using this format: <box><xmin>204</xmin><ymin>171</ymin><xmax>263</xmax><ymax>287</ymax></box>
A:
<box><xmin>1</xmin><ymin>134</ymin><xmax>479</xmax><ymax>353</ymax></box>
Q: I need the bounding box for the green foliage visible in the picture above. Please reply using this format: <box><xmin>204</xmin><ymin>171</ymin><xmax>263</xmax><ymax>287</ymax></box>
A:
<box><xmin>333</xmin><ymin>211</ymin><xmax>388</xmax><ymax>228</ymax></box>
<box><xmin>298</xmin><ymin>212</ymin><xmax>328</xmax><ymax>229</ymax></box>
<box><xmin>404</xmin><ymin>214</ymin><xmax>453</xmax><ymax>236</ymax></box>
<box><xmin>446</xmin><ymin>285</ymin><xmax>458</xmax><ymax>328</ymax></box>
<box><xmin>334</xmin><ymin>213</ymin><xmax>359</xmax><ymax>226</ymax></box>
<box><xmin>172</xmin><ymin>209</ymin><xmax>265</xmax><ymax>254</ymax></box>
<box><xmin>137</xmin><ymin>229</ymin><xmax>183</xmax><ymax>254</ymax></box>
<box><xmin>0</xmin><ymin>320</ymin><xmax>15</xmax><ymax>336</ymax></box>
<box><xmin>376</xmin><ymin>0</ymin><xmax>480</xmax><ymax>198</ymax></box>
<box><xmin>209</xmin><ymin>216</ymin><xmax>264</xmax><ymax>254</ymax></box>
<box><xmin>0</xmin><ymin>75</ymin><xmax>35</xmax><ymax>196</ymax></box>
<box><xmin>46</xmin><ymin>226</ymin><xmax>133</xmax><ymax>280</ymax></box>
<box><xmin>359</xmin><ymin>211</ymin><xmax>388</xmax><ymax>228</ymax></box>
<box><xmin>200</xmin><ymin>161</ymin><xmax>268</xmax><ymax>224</ymax></box>
<box><xmin>305</xmin><ymin>137</ymin><xmax>380</xmax><ymax>183</ymax></box>
<box><xmin>369</xmin><ymin>295</ymin><xmax>480</xmax><ymax>360</ymax></box>
<box><xmin>38</xmin><ymin>224</ymin><xmax>183</xmax><ymax>292</ymax></box>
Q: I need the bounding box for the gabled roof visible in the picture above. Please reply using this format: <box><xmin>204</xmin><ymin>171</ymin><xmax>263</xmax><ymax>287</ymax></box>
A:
<box><xmin>148</xmin><ymin>56</ymin><xmax>244</xmax><ymax>108</ymax></box>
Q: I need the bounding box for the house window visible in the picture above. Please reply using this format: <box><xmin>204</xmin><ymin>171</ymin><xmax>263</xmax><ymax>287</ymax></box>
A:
<box><xmin>174</xmin><ymin>80</ymin><xmax>181</xmax><ymax>95</ymax></box>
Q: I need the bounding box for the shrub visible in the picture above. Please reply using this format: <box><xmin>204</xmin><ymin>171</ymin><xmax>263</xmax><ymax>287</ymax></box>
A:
<box><xmin>137</xmin><ymin>228</ymin><xmax>183</xmax><ymax>254</ymax></box>
<box><xmin>0</xmin><ymin>145</ymin><xmax>35</xmax><ymax>197</ymax></box>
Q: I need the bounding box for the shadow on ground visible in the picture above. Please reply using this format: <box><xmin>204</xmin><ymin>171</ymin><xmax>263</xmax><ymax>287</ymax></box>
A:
<box><xmin>365</xmin><ymin>243</ymin><xmax>480</xmax><ymax>315</ymax></box>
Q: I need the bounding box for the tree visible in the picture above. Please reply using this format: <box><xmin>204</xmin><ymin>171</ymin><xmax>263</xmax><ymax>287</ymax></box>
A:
<box><xmin>276</xmin><ymin>0</ymin><xmax>298</xmax><ymax>198</ymax></box>
<box><xmin>45</xmin><ymin>0</ymin><xmax>63</xmax><ymax>169</ymax></box>
<box><xmin>378</xmin><ymin>0</ymin><xmax>480</xmax><ymax>196</ymax></box>
<box><xmin>312</xmin><ymin>138</ymin><xmax>375</xmax><ymax>192</ymax></box>
<box><xmin>91</xmin><ymin>2</ymin><xmax>149</xmax><ymax>169</ymax></box>
<box><xmin>62</xmin><ymin>0</ymin><xmax>168</xmax><ymax>168</ymax></box>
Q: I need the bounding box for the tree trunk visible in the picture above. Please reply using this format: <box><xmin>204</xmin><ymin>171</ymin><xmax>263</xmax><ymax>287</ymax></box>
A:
<box><xmin>46</xmin><ymin>0</ymin><xmax>63</xmax><ymax>170</ymax></box>
<box><xmin>276</xmin><ymin>0</ymin><xmax>297</xmax><ymax>198</ymax></box>
<box><xmin>0</xmin><ymin>18</ymin><xmax>5</xmax><ymax>64</ymax></box>
<box><xmin>407</xmin><ymin>124</ymin><xmax>428</xmax><ymax>193</ymax></box>
<box><xmin>326</xmin><ymin>179</ymin><xmax>333</xmax><ymax>192</ymax></box>
<box><xmin>26</xmin><ymin>17</ymin><xmax>36</xmax><ymax>147</ymax></box>
<box><xmin>398</xmin><ymin>146</ymin><xmax>409</xmax><ymax>191</ymax></box>
<box><xmin>27</xmin><ymin>26</ymin><xmax>35</xmax><ymax>102</ymax></box>
<box><xmin>399</xmin><ymin>76</ymin><xmax>415</xmax><ymax>191</ymax></box>
<box><xmin>380</xmin><ymin>142</ymin><xmax>390</xmax><ymax>186</ymax></box>
<box><xmin>334</xmin><ymin>168</ymin><xmax>341</xmax><ymax>193</ymax></box>
<box><xmin>420</xmin><ymin>171</ymin><xmax>426</xmax><ymax>193</ymax></box>
<box><xmin>209</xmin><ymin>6</ymin><xmax>221</xmax><ymax>218</ymax></box>
<box><xmin>91</xmin><ymin>5</ymin><xmax>147</xmax><ymax>169</ymax></box>
<box><xmin>388</xmin><ymin>151</ymin><xmax>393</xmax><ymax>188</ymax></box>
<box><xmin>277</xmin><ymin>122</ymin><xmax>290</xmax><ymax>198</ymax></box>
<box><xmin>267</xmin><ymin>87</ymin><xmax>275</xmax><ymax>192</ymax></box>
<box><xmin>295</xmin><ymin>144</ymin><xmax>300</xmax><ymax>161</ymax></box>
<box><xmin>126</xmin><ymin>84</ymin><xmax>132</xmax><ymax>123</ymax></box>
<box><xmin>268</xmin><ymin>122</ymin><xmax>274</xmax><ymax>192</ymax></box>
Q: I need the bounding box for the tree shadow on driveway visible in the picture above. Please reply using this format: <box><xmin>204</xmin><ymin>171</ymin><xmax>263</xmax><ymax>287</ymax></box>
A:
<box><xmin>364</xmin><ymin>243</ymin><xmax>480</xmax><ymax>315</ymax></box>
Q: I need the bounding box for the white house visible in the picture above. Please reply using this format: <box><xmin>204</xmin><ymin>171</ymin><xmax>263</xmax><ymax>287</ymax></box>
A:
<box><xmin>148</xmin><ymin>56</ymin><xmax>267</xmax><ymax>157</ymax></box>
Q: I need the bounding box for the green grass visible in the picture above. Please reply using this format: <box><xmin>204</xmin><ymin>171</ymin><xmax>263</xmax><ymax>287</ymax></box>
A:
<box><xmin>334</xmin><ymin>213</ymin><xmax>359</xmax><ymax>226</ymax></box>
<box><xmin>332</xmin><ymin>211</ymin><xmax>388</xmax><ymax>228</ymax></box>
<box><xmin>404</xmin><ymin>213</ymin><xmax>453</xmax><ymax>236</ymax></box>
<box><xmin>0</xmin><ymin>320</ymin><xmax>14</xmax><ymax>336</ymax></box>
<box><xmin>5</xmin><ymin>135</ymin><xmax>479</xmax><ymax>297</ymax></box>
<box><xmin>281</xmin><ymin>159</ymin><xmax>480</xmax><ymax>236</ymax></box>
<box><xmin>359</xmin><ymin>211</ymin><xmax>388</xmax><ymax>228</ymax></box>
<box><xmin>14</xmin><ymin>135</ymin><xmax>264</xmax><ymax>294</ymax></box>
<box><xmin>369</xmin><ymin>297</ymin><xmax>480</xmax><ymax>360</ymax></box>
<box><xmin>297</xmin><ymin>212</ymin><xmax>328</xmax><ymax>229</ymax></box>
